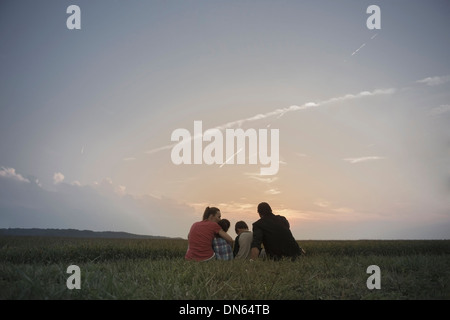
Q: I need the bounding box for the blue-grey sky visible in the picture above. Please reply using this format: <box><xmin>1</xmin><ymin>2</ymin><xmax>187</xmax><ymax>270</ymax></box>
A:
<box><xmin>1</xmin><ymin>1</ymin><xmax>449</xmax><ymax>239</ymax></box>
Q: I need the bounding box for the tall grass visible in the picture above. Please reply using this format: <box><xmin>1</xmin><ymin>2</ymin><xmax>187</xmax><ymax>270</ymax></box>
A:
<box><xmin>1</xmin><ymin>237</ymin><xmax>449</xmax><ymax>300</ymax></box>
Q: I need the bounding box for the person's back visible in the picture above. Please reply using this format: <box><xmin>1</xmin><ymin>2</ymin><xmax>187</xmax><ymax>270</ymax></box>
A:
<box><xmin>213</xmin><ymin>237</ymin><xmax>233</xmax><ymax>260</ymax></box>
<box><xmin>233</xmin><ymin>221</ymin><xmax>253</xmax><ymax>260</ymax></box>
<box><xmin>185</xmin><ymin>207</ymin><xmax>233</xmax><ymax>262</ymax></box>
<box><xmin>252</xmin><ymin>214</ymin><xmax>301</xmax><ymax>260</ymax></box>
<box><xmin>213</xmin><ymin>219</ymin><xmax>233</xmax><ymax>260</ymax></box>
<box><xmin>186</xmin><ymin>220</ymin><xmax>221</xmax><ymax>261</ymax></box>
<box><xmin>250</xmin><ymin>202</ymin><xmax>304</xmax><ymax>260</ymax></box>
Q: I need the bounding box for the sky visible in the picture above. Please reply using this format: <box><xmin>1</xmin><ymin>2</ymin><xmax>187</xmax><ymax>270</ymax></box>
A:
<box><xmin>1</xmin><ymin>0</ymin><xmax>449</xmax><ymax>240</ymax></box>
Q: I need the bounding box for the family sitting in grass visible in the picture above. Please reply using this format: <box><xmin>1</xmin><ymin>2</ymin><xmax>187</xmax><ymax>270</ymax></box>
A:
<box><xmin>185</xmin><ymin>202</ymin><xmax>306</xmax><ymax>262</ymax></box>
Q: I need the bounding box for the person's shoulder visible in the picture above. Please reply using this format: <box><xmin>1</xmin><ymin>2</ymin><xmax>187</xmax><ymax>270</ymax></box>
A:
<box><xmin>194</xmin><ymin>220</ymin><xmax>219</xmax><ymax>230</ymax></box>
<box><xmin>191</xmin><ymin>220</ymin><xmax>202</xmax><ymax>227</ymax></box>
<box><xmin>240</xmin><ymin>231</ymin><xmax>253</xmax><ymax>240</ymax></box>
<box><xmin>275</xmin><ymin>215</ymin><xmax>288</xmax><ymax>221</ymax></box>
<box><xmin>253</xmin><ymin>219</ymin><xmax>266</xmax><ymax>229</ymax></box>
<box><xmin>252</xmin><ymin>219</ymin><xmax>262</xmax><ymax>225</ymax></box>
<box><xmin>201</xmin><ymin>220</ymin><xmax>219</xmax><ymax>226</ymax></box>
<box><xmin>274</xmin><ymin>215</ymin><xmax>290</xmax><ymax>228</ymax></box>
<box><xmin>206</xmin><ymin>220</ymin><xmax>221</xmax><ymax>230</ymax></box>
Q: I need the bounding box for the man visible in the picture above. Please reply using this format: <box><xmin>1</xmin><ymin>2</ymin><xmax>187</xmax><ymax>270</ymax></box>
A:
<box><xmin>250</xmin><ymin>202</ymin><xmax>305</xmax><ymax>260</ymax></box>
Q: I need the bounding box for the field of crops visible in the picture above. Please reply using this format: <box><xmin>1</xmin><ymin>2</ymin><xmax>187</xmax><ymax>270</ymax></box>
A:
<box><xmin>0</xmin><ymin>236</ymin><xmax>449</xmax><ymax>300</ymax></box>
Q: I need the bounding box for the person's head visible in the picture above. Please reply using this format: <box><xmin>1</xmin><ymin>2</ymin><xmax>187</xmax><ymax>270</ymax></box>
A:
<box><xmin>218</xmin><ymin>219</ymin><xmax>230</xmax><ymax>232</ymax></box>
<box><xmin>202</xmin><ymin>206</ymin><xmax>221</xmax><ymax>222</ymax></box>
<box><xmin>235</xmin><ymin>221</ymin><xmax>249</xmax><ymax>235</ymax></box>
<box><xmin>257</xmin><ymin>202</ymin><xmax>273</xmax><ymax>218</ymax></box>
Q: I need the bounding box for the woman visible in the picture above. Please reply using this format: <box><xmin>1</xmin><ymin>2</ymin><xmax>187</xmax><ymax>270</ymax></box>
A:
<box><xmin>185</xmin><ymin>207</ymin><xmax>234</xmax><ymax>261</ymax></box>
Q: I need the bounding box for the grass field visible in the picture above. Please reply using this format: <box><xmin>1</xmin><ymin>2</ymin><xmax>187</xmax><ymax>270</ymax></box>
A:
<box><xmin>0</xmin><ymin>236</ymin><xmax>449</xmax><ymax>300</ymax></box>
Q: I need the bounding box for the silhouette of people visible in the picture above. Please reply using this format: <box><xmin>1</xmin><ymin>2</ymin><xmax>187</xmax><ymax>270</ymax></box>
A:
<box><xmin>213</xmin><ymin>219</ymin><xmax>233</xmax><ymax>260</ymax></box>
<box><xmin>250</xmin><ymin>202</ymin><xmax>305</xmax><ymax>261</ymax></box>
<box><xmin>185</xmin><ymin>207</ymin><xmax>233</xmax><ymax>261</ymax></box>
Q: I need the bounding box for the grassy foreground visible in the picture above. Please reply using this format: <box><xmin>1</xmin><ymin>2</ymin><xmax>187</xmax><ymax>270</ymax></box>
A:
<box><xmin>0</xmin><ymin>236</ymin><xmax>449</xmax><ymax>300</ymax></box>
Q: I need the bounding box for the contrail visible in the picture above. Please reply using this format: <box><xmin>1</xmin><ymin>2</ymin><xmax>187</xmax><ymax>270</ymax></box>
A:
<box><xmin>351</xmin><ymin>43</ymin><xmax>366</xmax><ymax>56</ymax></box>
<box><xmin>145</xmin><ymin>87</ymin><xmax>395</xmax><ymax>155</ymax></box>
<box><xmin>220</xmin><ymin>148</ymin><xmax>243</xmax><ymax>168</ymax></box>
<box><xmin>343</xmin><ymin>156</ymin><xmax>385</xmax><ymax>164</ymax></box>
<box><xmin>351</xmin><ymin>33</ymin><xmax>378</xmax><ymax>57</ymax></box>
<box><xmin>145</xmin><ymin>144</ymin><xmax>173</xmax><ymax>154</ymax></box>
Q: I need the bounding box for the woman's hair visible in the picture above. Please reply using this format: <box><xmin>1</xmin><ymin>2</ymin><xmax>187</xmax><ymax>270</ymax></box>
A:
<box><xmin>218</xmin><ymin>219</ymin><xmax>230</xmax><ymax>232</ymax></box>
<box><xmin>257</xmin><ymin>202</ymin><xmax>273</xmax><ymax>217</ymax></box>
<box><xmin>202</xmin><ymin>206</ymin><xmax>220</xmax><ymax>220</ymax></box>
<box><xmin>234</xmin><ymin>221</ymin><xmax>249</xmax><ymax>234</ymax></box>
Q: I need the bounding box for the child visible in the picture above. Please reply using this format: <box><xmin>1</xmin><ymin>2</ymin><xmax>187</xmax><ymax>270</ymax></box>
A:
<box><xmin>213</xmin><ymin>219</ymin><xmax>233</xmax><ymax>260</ymax></box>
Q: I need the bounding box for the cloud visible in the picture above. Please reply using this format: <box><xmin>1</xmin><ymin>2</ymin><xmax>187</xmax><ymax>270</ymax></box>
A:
<box><xmin>343</xmin><ymin>156</ymin><xmax>386</xmax><ymax>164</ymax></box>
<box><xmin>430</xmin><ymin>104</ymin><xmax>450</xmax><ymax>116</ymax></box>
<box><xmin>333</xmin><ymin>207</ymin><xmax>355</xmax><ymax>214</ymax></box>
<box><xmin>313</xmin><ymin>199</ymin><xmax>355</xmax><ymax>215</ymax></box>
<box><xmin>321</xmin><ymin>88</ymin><xmax>396</xmax><ymax>105</ymax></box>
<box><xmin>265</xmin><ymin>188</ymin><xmax>281</xmax><ymax>195</ymax></box>
<box><xmin>91</xmin><ymin>177</ymin><xmax>128</xmax><ymax>197</ymax></box>
<box><xmin>416</xmin><ymin>75</ymin><xmax>450</xmax><ymax>86</ymax></box>
<box><xmin>0</xmin><ymin>172</ymin><xmax>196</xmax><ymax>238</ymax></box>
<box><xmin>53</xmin><ymin>172</ymin><xmax>65</xmax><ymax>184</ymax></box>
<box><xmin>314</xmin><ymin>200</ymin><xmax>330</xmax><ymax>208</ymax></box>
<box><xmin>304</xmin><ymin>102</ymin><xmax>319</xmax><ymax>107</ymax></box>
<box><xmin>0</xmin><ymin>167</ymin><xmax>30</xmax><ymax>183</ymax></box>
<box><xmin>115</xmin><ymin>185</ymin><xmax>127</xmax><ymax>196</ymax></box>
<box><xmin>35</xmin><ymin>179</ymin><xmax>43</xmax><ymax>187</ymax></box>
<box><xmin>187</xmin><ymin>201</ymin><xmax>259</xmax><ymax>224</ymax></box>
<box><xmin>245</xmin><ymin>173</ymin><xmax>278</xmax><ymax>184</ymax></box>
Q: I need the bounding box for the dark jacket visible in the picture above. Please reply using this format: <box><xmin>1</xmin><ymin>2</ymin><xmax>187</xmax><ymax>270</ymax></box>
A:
<box><xmin>251</xmin><ymin>214</ymin><xmax>302</xmax><ymax>260</ymax></box>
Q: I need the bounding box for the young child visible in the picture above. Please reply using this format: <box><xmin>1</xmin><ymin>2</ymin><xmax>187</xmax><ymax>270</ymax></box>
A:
<box><xmin>213</xmin><ymin>219</ymin><xmax>233</xmax><ymax>260</ymax></box>
<box><xmin>233</xmin><ymin>221</ymin><xmax>254</xmax><ymax>260</ymax></box>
